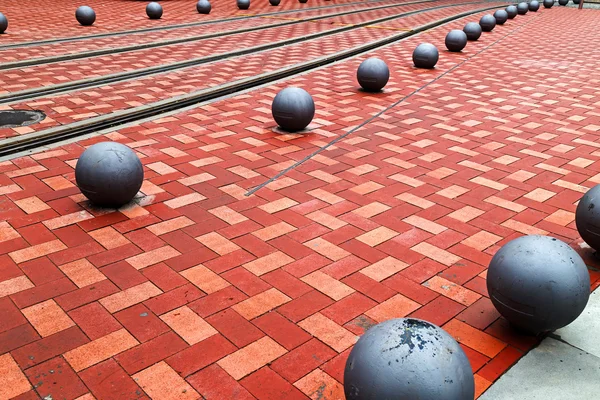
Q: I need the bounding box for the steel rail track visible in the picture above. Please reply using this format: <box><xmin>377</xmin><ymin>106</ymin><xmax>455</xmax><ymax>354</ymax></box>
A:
<box><xmin>0</xmin><ymin>3</ymin><xmax>507</xmax><ymax>158</ymax></box>
<box><xmin>0</xmin><ymin>0</ymin><xmax>436</xmax><ymax>70</ymax></box>
<box><xmin>0</xmin><ymin>1</ymin><xmax>482</xmax><ymax>105</ymax></box>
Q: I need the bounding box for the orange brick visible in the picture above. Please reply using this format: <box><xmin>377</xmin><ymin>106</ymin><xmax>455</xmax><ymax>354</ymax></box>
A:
<box><xmin>22</xmin><ymin>299</ymin><xmax>75</xmax><ymax>337</ymax></box>
<box><xmin>0</xmin><ymin>221</ymin><xmax>20</xmax><ymax>243</ymax></box>
<box><xmin>484</xmin><ymin>196</ymin><xmax>526</xmax><ymax>212</ymax></box>
<box><xmin>436</xmin><ymin>185</ymin><xmax>469</xmax><ymax>199</ymax></box>
<box><xmin>352</xmin><ymin>202</ymin><xmax>390</xmax><ymax>218</ymax></box>
<box><xmin>501</xmin><ymin>219</ymin><xmax>548</xmax><ymax>235</ymax></box>
<box><xmin>181</xmin><ymin>264</ymin><xmax>230</xmax><ymax>294</ymax></box>
<box><xmin>0</xmin><ymin>275</ymin><xmax>34</xmax><ymax>297</ymax></box>
<box><xmin>99</xmin><ymin>281</ymin><xmax>162</xmax><ymax>313</ymax></box>
<box><xmin>244</xmin><ymin>251</ymin><xmax>294</xmax><ymax>276</ymax></box>
<box><xmin>365</xmin><ymin>294</ymin><xmax>420</xmax><ymax>323</ymax></box>
<box><xmin>58</xmin><ymin>258</ymin><xmax>106</xmax><ymax>288</ymax></box>
<box><xmin>411</xmin><ymin>242</ymin><xmax>461</xmax><ymax>266</ymax></box>
<box><xmin>307</xmin><ymin>189</ymin><xmax>343</xmax><ymax>205</ymax></box>
<box><xmin>89</xmin><ymin>226</ymin><xmax>131</xmax><ymax>250</ymax></box>
<box><xmin>471</xmin><ymin>177</ymin><xmax>507</xmax><ymax>191</ymax></box>
<box><xmin>474</xmin><ymin>374</ymin><xmax>493</xmax><ymax>399</ymax></box>
<box><xmin>403</xmin><ymin>215</ymin><xmax>447</xmax><ymax>235</ymax></box>
<box><xmin>298</xmin><ymin>313</ymin><xmax>356</xmax><ymax>352</ymax></box>
<box><xmin>0</xmin><ymin>353</ymin><xmax>31</xmax><ymax>399</ymax></box>
<box><xmin>259</xmin><ymin>197</ymin><xmax>299</xmax><ymax>213</ymax></box>
<box><xmin>304</xmin><ymin>238</ymin><xmax>350</xmax><ymax>261</ymax></box>
<box><xmin>295</xmin><ymin>369</ymin><xmax>345</xmax><ymax>400</ymax></box>
<box><xmin>43</xmin><ymin>210</ymin><xmax>94</xmax><ymax>230</ymax></box>
<box><xmin>252</xmin><ymin>221</ymin><xmax>297</xmax><ymax>241</ymax></box>
<box><xmin>196</xmin><ymin>232</ymin><xmax>240</xmax><ymax>255</ymax></box>
<box><xmin>232</xmin><ymin>288</ymin><xmax>291</xmax><ymax>320</ymax></box>
<box><xmin>147</xmin><ymin>216</ymin><xmax>194</xmax><ymax>236</ymax></box>
<box><xmin>217</xmin><ymin>337</ymin><xmax>287</xmax><ymax>380</ymax></box>
<box><xmin>14</xmin><ymin>196</ymin><xmax>50</xmax><ymax>214</ymax></box>
<box><xmin>133</xmin><ymin>362</ymin><xmax>200</xmax><ymax>400</ymax></box>
<box><xmin>160</xmin><ymin>306</ymin><xmax>218</xmax><ymax>345</ymax></box>
<box><xmin>544</xmin><ymin>210</ymin><xmax>575</xmax><ymax>226</ymax></box>
<box><xmin>424</xmin><ymin>276</ymin><xmax>480</xmax><ymax>306</ymax></box>
<box><xmin>396</xmin><ymin>193</ymin><xmax>434</xmax><ymax>209</ymax></box>
<box><xmin>447</xmin><ymin>206</ymin><xmax>484</xmax><ymax>223</ymax></box>
<box><xmin>126</xmin><ymin>245</ymin><xmax>181</xmax><ymax>269</ymax></box>
<box><xmin>65</xmin><ymin>329</ymin><xmax>138</xmax><ymax>371</ymax></box>
<box><xmin>301</xmin><ymin>271</ymin><xmax>354</xmax><ymax>301</ymax></box>
<box><xmin>461</xmin><ymin>231</ymin><xmax>502</xmax><ymax>251</ymax></box>
<box><xmin>9</xmin><ymin>240</ymin><xmax>67</xmax><ymax>264</ymax></box>
<box><xmin>209</xmin><ymin>206</ymin><xmax>248</xmax><ymax>225</ymax></box>
<box><xmin>524</xmin><ymin>188</ymin><xmax>555</xmax><ymax>202</ymax></box>
<box><xmin>43</xmin><ymin>176</ymin><xmax>76</xmax><ymax>191</ymax></box>
<box><xmin>443</xmin><ymin>319</ymin><xmax>506</xmax><ymax>358</ymax></box>
<box><xmin>360</xmin><ymin>256</ymin><xmax>408</xmax><ymax>281</ymax></box>
<box><xmin>356</xmin><ymin>226</ymin><xmax>399</xmax><ymax>247</ymax></box>
<box><xmin>164</xmin><ymin>193</ymin><xmax>206</xmax><ymax>209</ymax></box>
<box><xmin>306</xmin><ymin>211</ymin><xmax>347</xmax><ymax>230</ymax></box>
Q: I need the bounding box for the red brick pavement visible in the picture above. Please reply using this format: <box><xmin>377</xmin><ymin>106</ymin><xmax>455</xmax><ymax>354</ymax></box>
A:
<box><xmin>1</xmin><ymin>4</ymin><xmax>600</xmax><ymax>400</ymax></box>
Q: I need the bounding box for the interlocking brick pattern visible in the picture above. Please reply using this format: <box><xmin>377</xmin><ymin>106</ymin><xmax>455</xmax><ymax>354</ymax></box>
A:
<box><xmin>1</xmin><ymin>3</ymin><xmax>600</xmax><ymax>400</ymax></box>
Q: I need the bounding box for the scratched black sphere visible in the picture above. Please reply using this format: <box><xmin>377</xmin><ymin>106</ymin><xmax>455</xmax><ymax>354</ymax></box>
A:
<box><xmin>344</xmin><ymin>318</ymin><xmax>474</xmax><ymax>400</ymax></box>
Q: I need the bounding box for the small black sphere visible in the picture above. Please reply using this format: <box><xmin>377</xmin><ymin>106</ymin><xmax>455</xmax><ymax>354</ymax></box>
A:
<box><xmin>494</xmin><ymin>9</ymin><xmax>508</xmax><ymax>24</ymax></box>
<box><xmin>543</xmin><ymin>0</ymin><xmax>554</xmax><ymax>7</ymax></box>
<box><xmin>529</xmin><ymin>0</ymin><xmax>540</xmax><ymax>11</ymax></box>
<box><xmin>269</xmin><ymin>0</ymin><xmax>280</xmax><ymax>5</ymax></box>
<box><xmin>237</xmin><ymin>0</ymin><xmax>250</xmax><ymax>10</ymax></box>
<box><xmin>576</xmin><ymin>185</ymin><xmax>600</xmax><ymax>251</ymax></box>
<box><xmin>445</xmin><ymin>30</ymin><xmax>467</xmax><ymax>52</ymax></box>
<box><xmin>517</xmin><ymin>2</ymin><xmax>529</xmax><ymax>14</ymax></box>
<box><xmin>0</xmin><ymin>12</ymin><xmax>7</xmax><ymax>34</ymax></box>
<box><xmin>75</xmin><ymin>142</ymin><xmax>144</xmax><ymax>208</ymax></box>
<box><xmin>299</xmin><ymin>0</ymin><xmax>308</xmax><ymax>3</ymax></box>
<box><xmin>559</xmin><ymin>0</ymin><xmax>569</xmax><ymax>5</ymax></box>
<box><xmin>573</xmin><ymin>0</ymin><xmax>580</xmax><ymax>4</ymax></box>
<box><xmin>412</xmin><ymin>43</ymin><xmax>439</xmax><ymax>69</ymax></box>
<box><xmin>463</xmin><ymin>22</ymin><xmax>482</xmax><ymax>41</ymax></box>
<box><xmin>479</xmin><ymin>14</ymin><xmax>496</xmax><ymax>32</ymax></box>
<box><xmin>272</xmin><ymin>87</ymin><xmax>315</xmax><ymax>132</ymax></box>
<box><xmin>356</xmin><ymin>58</ymin><xmax>390</xmax><ymax>92</ymax></box>
<box><xmin>75</xmin><ymin>6</ymin><xmax>96</xmax><ymax>26</ymax></box>
<box><xmin>506</xmin><ymin>5</ymin><xmax>518</xmax><ymax>18</ymax></box>
<box><xmin>197</xmin><ymin>0</ymin><xmax>211</xmax><ymax>14</ymax></box>
<box><xmin>146</xmin><ymin>2</ymin><xmax>163</xmax><ymax>19</ymax></box>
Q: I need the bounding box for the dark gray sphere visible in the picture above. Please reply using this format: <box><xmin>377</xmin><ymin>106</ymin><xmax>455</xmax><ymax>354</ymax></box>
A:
<box><xmin>463</xmin><ymin>22</ymin><xmax>482</xmax><ymax>41</ymax></box>
<box><xmin>0</xmin><ymin>12</ymin><xmax>7</xmax><ymax>34</ymax></box>
<box><xmin>75</xmin><ymin>6</ymin><xmax>96</xmax><ymax>26</ymax></box>
<box><xmin>543</xmin><ymin>0</ymin><xmax>554</xmax><ymax>7</ymax></box>
<box><xmin>299</xmin><ymin>0</ymin><xmax>308</xmax><ymax>3</ymax></box>
<box><xmin>494</xmin><ymin>9</ymin><xmax>508</xmax><ymax>24</ymax></box>
<box><xmin>517</xmin><ymin>2</ymin><xmax>529</xmax><ymax>14</ymax></box>
<box><xmin>344</xmin><ymin>318</ymin><xmax>475</xmax><ymax>400</ymax></box>
<box><xmin>573</xmin><ymin>0</ymin><xmax>580</xmax><ymax>4</ymax></box>
<box><xmin>356</xmin><ymin>58</ymin><xmax>389</xmax><ymax>92</ymax></box>
<box><xmin>479</xmin><ymin>14</ymin><xmax>496</xmax><ymax>32</ymax></box>
<box><xmin>576</xmin><ymin>185</ymin><xmax>600</xmax><ymax>251</ymax></box>
<box><xmin>197</xmin><ymin>0</ymin><xmax>211</xmax><ymax>14</ymax></box>
<box><xmin>487</xmin><ymin>235</ymin><xmax>590</xmax><ymax>335</ymax></box>
<box><xmin>272</xmin><ymin>87</ymin><xmax>315</xmax><ymax>132</ymax></box>
<box><xmin>237</xmin><ymin>0</ymin><xmax>250</xmax><ymax>10</ymax></box>
<box><xmin>529</xmin><ymin>0</ymin><xmax>540</xmax><ymax>10</ymax></box>
<box><xmin>75</xmin><ymin>142</ymin><xmax>144</xmax><ymax>208</ymax></box>
<box><xmin>269</xmin><ymin>0</ymin><xmax>280</xmax><ymax>5</ymax></box>
<box><xmin>559</xmin><ymin>0</ymin><xmax>569</xmax><ymax>5</ymax></box>
<box><xmin>412</xmin><ymin>43</ymin><xmax>439</xmax><ymax>69</ymax></box>
<box><xmin>445</xmin><ymin>30</ymin><xmax>467</xmax><ymax>52</ymax></box>
<box><xmin>506</xmin><ymin>5</ymin><xmax>518</xmax><ymax>18</ymax></box>
<box><xmin>146</xmin><ymin>2</ymin><xmax>163</xmax><ymax>19</ymax></box>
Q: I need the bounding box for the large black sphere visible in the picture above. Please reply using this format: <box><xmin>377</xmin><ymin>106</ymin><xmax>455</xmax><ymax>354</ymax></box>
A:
<box><xmin>544</xmin><ymin>0</ymin><xmax>554</xmax><ymax>7</ymax></box>
<box><xmin>559</xmin><ymin>0</ymin><xmax>569</xmax><ymax>5</ymax></box>
<box><xmin>517</xmin><ymin>2</ymin><xmax>529</xmax><ymax>14</ymax></box>
<box><xmin>272</xmin><ymin>87</ymin><xmax>315</xmax><ymax>132</ymax></box>
<box><xmin>494</xmin><ymin>9</ymin><xmax>508</xmax><ymax>24</ymax></box>
<box><xmin>197</xmin><ymin>0</ymin><xmax>211</xmax><ymax>14</ymax></box>
<box><xmin>344</xmin><ymin>318</ymin><xmax>474</xmax><ymax>400</ymax></box>
<box><xmin>75</xmin><ymin>142</ymin><xmax>144</xmax><ymax>208</ymax></box>
<box><xmin>269</xmin><ymin>0</ymin><xmax>280</xmax><ymax>5</ymax></box>
<box><xmin>487</xmin><ymin>235</ymin><xmax>590</xmax><ymax>335</ymax></box>
<box><xmin>412</xmin><ymin>43</ymin><xmax>439</xmax><ymax>69</ymax></box>
<box><xmin>299</xmin><ymin>0</ymin><xmax>308</xmax><ymax>3</ymax></box>
<box><xmin>356</xmin><ymin>58</ymin><xmax>389</xmax><ymax>92</ymax></box>
<box><xmin>445</xmin><ymin>30</ymin><xmax>467</xmax><ymax>52</ymax></box>
<box><xmin>479</xmin><ymin>14</ymin><xmax>496</xmax><ymax>32</ymax></box>
<box><xmin>506</xmin><ymin>5</ymin><xmax>518</xmax><ymax>18</ymax></box>
<box><xmin>0</xmin><ymin>12</ymin><xmax>7</xmax><ymax>34</ymax></box>
<box><xmin>237</xmin><ymin>0</ymin><xmax>250</xmax><ymax>10</ymax></box>
<box><xmin>573</xmin><ymin>0</ymin><xmax>580</xmax><ymax>4</ymax></box>
<box><xmin>529</xmin><ymin>0</ymin><xmax>540</xmax><ymax>11</ymax></box>
<box><xmin>75</xmin><ymin>6</ymin><xmax>96</xmax><ymax>26</ymax></box>
<box><xmin>576</xmin><ymin>185</ymin><xmax>600</xmax><ymax>251</ymax></box>
<box><xmin>463</xmin><ymin>22</ymin><xmax>482</xmax><ymax>41</ymax></box>
<box><xmin>146</xmin><ymin>2</ymin><xmax>163</xmax><ymax>19</ymax></box>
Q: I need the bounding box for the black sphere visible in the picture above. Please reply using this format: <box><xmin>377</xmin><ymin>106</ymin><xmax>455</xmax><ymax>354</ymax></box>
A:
<box><xmin>0</xmin><ymin>12</ymin><xmax>7</xmax><ymax>34</ymax></box>
<box><xmin>487</xmin><ymin>235</ymin><xmax>590</xmax><ymax>335</ymax></box>
<box><xmin>237</xmin><ymin>0</ymin><xmax>250</xmax><ymax>10</ymax></box>
<box><xmin>146</xmin><ymin>2</ymin><xmax>163</xmax><ymax>19</ymax></box>
<box><xmin>445</xmin><ymin>30</ymin><xmax>467</xmax><ymax>52</ymax></box>
<box><xmin>544</xmin><ymin>0</ymin><xmax>554</xmax><ymax>7</ymax></box>
<box><xmin>517</xmin><ymin>2</ymin><xmax>529</xmax><ymax>14</ymax></box>
<box><xmin>269</xmin><ymin>0</ymin><xmax>280</xmax><ymax>5</ymax></box>
<box><xmin>529</xmin><ymin>0</ymin><xmax>540</xmax><ymax>10</ymax></box>
<box><xmin>479</xmin><ymin>14</ymin><xmax>496</xmax><ymax>32</ymax></box>
<box><xmin>272</xmin><ymin>87</ymin><xmax>315</xmax><ymax>132</ymax></box>
<box><xmin>356</xmin><ymin>58</ymin><xmax>389</xmax><ymax>92</ymax></box>
<box><xmin>299</xmin><ymin>0</ymin><xmax>308</xmax><ymax>3</ymax></box>
<box><xmin>75</xmin><ymin>6</ymin><xmax>96</xmax><ymax>26</ymax></box>
<box><xmin>344</xmin><ymin>318</ymin><xmax>475</xmax><ymax>400</ymax></box>
<box><xmin>573</xmin><ymin>0</ymin><xmax>580</xmax><ymax>4</ymax></box>
<box><xmin>559</xmin><ymin>0</ymin><xmax>569</xmax><ymax>5</ymax></box>
<box><xmin>506</xmin><ymin>5</ymin><xmax>518</xmax><ymax>18</ymax></box>
<box><xmin>197</xmin><ymin>0</ymin><xmax>211</xmax><ymax>14</ymax></box>
<box><xmin>494</xmin><ymin>9</ymin><xmax>508</xmax><ymax>24</ymax></box>
<box><xmin>576</xmin><ymin>185</ymin><xmax>600</xmax><ymax>251</ymax></box>
<box><xmin>412</xmin><ymin>43</ymin><xmax>439</xmax><ymax>69</ymax></box>
<box><xmin>75</xmin><ymin>142</ymin><xmax>144</xmax><ymax>208</ymax></box>
<box><xmin>463</xmin><ymin>22</ymin><xmax>482</xmax><ymax>41</ymax></box>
